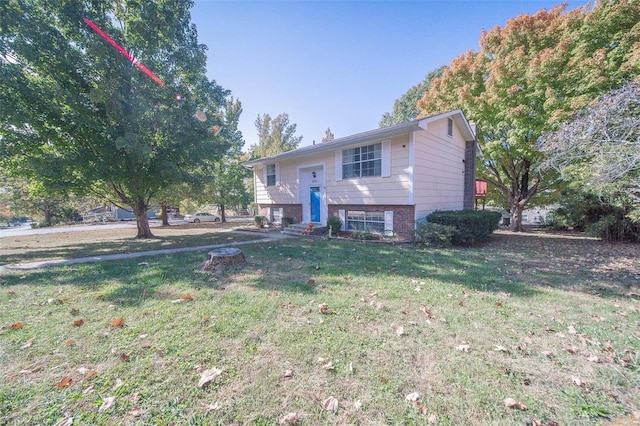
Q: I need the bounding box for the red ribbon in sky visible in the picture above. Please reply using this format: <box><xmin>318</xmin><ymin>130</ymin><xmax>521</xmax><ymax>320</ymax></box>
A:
<box><xmin>82</xmin><ymin>16</ymin><xmax>165</xmax><ymax>86</ymax></box>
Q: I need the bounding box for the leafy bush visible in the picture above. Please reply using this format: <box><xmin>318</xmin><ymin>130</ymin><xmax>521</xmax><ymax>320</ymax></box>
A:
<box><xmin>426</xmin><ymin>210</ymin><xmax>501</xmax><ymax>246</ymax></box>
<box><xmin>352</xmin><ymin>230</ymin><xmax>375</xmax><ymax>240</ymax></box>
<box><xmin>586</xmin><ymin>214</ymin><xmax>639</xmax><ymax>242</ymax></box>
<box><xmin>414</xmin><ymin>221</ymin><xmax>457</xmax><ymax>247</ymax></box>
<box><xmin>254</xmin><ymin>215</ymin><xmax>266</xmax><ymax>228</ymax></box>
<box><xmin>326</xmin><ymin>216</ymin><xmax>342</xmax><ymax>236</ymax></box>
<box><xmin>550</xmin><ymin>190</ymin><xmax>640</xmax><ymax>241</ymax></box>
<box><xmin>280</xmin><ymin>216</ymin><xmax>294</xmax><ymax>229</ymax></box>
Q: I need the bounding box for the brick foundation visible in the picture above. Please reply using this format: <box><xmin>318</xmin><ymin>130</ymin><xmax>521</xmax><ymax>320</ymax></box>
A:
<box><xmin>328</xmin><ymin>204</ymin><xmax>415</xmax><ymax>240</ymax></box>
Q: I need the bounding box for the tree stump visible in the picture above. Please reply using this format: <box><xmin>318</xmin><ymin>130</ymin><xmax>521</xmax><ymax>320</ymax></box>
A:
<box><xmin>200</xmin><ymin>248</ymin><xmax>245</xmax><ymax>275</ymax></box>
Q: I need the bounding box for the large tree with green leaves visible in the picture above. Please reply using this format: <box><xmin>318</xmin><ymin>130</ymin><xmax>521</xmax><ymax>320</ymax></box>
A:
<box><xmin>417</xmin><ymin>2</ymin><xmax>640</xmax><ymax>231</ymax></box>
<box><xmin>0</xmin><ymin>0</ymin><xmax>232</xmax><ymax>237</ymax></box>
<box><xmin>249</xmin><ymin>113</ymin><xmax>302</xmax><ymax>159</ymax></box>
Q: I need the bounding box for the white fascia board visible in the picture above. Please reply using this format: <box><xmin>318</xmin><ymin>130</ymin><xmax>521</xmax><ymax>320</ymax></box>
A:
<box><xmin>244</xmin><ymin>121</ymin><xmax>421</xmax><ymax>167</ymax></box>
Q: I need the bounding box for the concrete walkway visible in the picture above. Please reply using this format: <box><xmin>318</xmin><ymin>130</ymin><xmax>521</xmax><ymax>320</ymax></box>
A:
<box><xmin>0</xmin><ymin>230</ymin><xmax>292</xmax><ymax>272</ymax></box>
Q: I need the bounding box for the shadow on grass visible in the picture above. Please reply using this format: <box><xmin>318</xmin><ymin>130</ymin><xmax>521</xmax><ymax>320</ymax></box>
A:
<box><xmin>0</xmin><ymin>232</ymin><xmax>260</xmax><ymax>265</ymax></box>
<box><xmin>1</xmin><ymin>230</ymin><xmax>637</xmax><ymax>301</ymax></box>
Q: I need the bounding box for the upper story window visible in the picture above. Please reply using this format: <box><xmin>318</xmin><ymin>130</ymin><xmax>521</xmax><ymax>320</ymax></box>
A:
<box><xmin>266</xmin><ymin>164</ymin><xmax>276</xmax><ymax>186</ymax></box>
<box><xmin>447</xmin><ymin>118</ymin><xmax>453</xmax><ymax>137</ymax></box>
<box><xmin>342</xmin><ymin>143</ymin><xmax>382</xmax><ymax>179</ymax></box>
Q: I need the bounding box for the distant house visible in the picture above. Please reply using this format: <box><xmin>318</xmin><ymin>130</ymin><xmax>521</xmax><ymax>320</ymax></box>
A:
<box><xmin>243</xmin><ymin>109</ymin><xmax>482</xmax><ymax>239</ymax></box>
<box><xmin>83</xmin><ymin>205</ymin><xmax>159</xmax><ymax>222</ymax></box>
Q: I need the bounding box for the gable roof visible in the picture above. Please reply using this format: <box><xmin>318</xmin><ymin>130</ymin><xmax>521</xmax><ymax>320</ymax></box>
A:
<box><xmin>243</xmin><ymin>109</ymin><xmax>480</xmax><ymax>167</ymax></box>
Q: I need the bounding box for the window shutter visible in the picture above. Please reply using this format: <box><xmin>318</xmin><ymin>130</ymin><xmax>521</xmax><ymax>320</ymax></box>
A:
<box><xmin>338</xmin><ymin>209</ymin><xmax>346</xmax><ymax>231</ymax></box>
<box><xmin>384</xmin><ymin>210</ymin><xmax>394</xmax><ymax>236</ymax></box>
<box><xmin>266</xmin><ymin>207</ymin><xmax>271</xmax><ymax>221</ymax></box>
<box><xmin>335</xmin><ymin>150</ymin><xmax>343</xmax><ymax>181</ymax></box>
<box><xmin>275</xmin><ymin>163</ymin><xmax>280</xmax><ymax>186</ymax></box>
<box><xmin>382</xmin><ymin>140</ymin><xmax>391</xmax><ymax>177</ymax></box>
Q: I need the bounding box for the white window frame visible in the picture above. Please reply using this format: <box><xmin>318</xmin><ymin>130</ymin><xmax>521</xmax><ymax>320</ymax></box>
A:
<box><xmin>346</xmin><ymin>210</ymin><xmax>386</xmax><ymax>234</ymax></box>
<box><xmin>342</xmin><ymin>143</ymin><xmax>382</xmax><ymax>179</ymax></box>
<box><xmin>266</xmin><ymin>164</ymin><xmax>277</xmax><ymax>187</ymax></box>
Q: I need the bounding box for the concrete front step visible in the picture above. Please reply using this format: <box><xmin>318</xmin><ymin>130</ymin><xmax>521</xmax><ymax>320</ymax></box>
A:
<box><xmin>282</xmin><ymin>223</ymin><xmax>324</xmax><ymax>236</ymax></box>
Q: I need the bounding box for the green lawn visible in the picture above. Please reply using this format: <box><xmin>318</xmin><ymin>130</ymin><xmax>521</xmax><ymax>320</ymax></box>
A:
<box><xmin>1</xmin><ymin>231</ymin><xmax>639</xmax><ymax>425</ymax></box>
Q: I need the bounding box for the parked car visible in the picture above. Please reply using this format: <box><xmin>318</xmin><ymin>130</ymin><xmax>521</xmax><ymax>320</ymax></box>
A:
<box><xmin>184</xmin><ymin>212</ymin><xmax>221</xmax><ymax>223</ymax></box>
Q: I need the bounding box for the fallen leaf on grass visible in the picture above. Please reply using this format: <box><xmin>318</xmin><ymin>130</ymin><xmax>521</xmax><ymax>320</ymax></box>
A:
<box><xmin>10</xmin><ymin>322</ymin><xmax>23</xmax><ymax>330</ymax></box>
<box><xmin>395</xmin><ymin>326</ymin><xmax>406</xmax><ymax>336</ymax></box>
<box><xmin>52</xmin><ymin>377</ymin><xmax>73</xmax><ymax>388</ymax></box>
<box><xmin>504</xmin><ymin>398</ymin><xmax>527</xmax><ymax>410</ymax></box>
<box><xmin>587</xmin><ymin>354</ymin><xmax>600</xmax><ymax>363</ymax></box>
<box><xmin>198</xmin><ymin>367</ymin><xmax>223</xmax><ymax>388</ymax></box>
<box><xmin>420</xmin><ymin>305</ymin><xmax>434</xmax><ymax>318</ymax></box>
<box><xmin>322</xmin><ymin>361</ymin><xmax>335</xmax><ymax>371</ymax></box>
<box><xmin>21</xmin><ymin>337</ymin><xmax>35</xmax><ymax>349</ymax></box>
<box><xmin>19</xmin><ymin>364</ymin><xmax>41</xmax><ymax>374</ymax></box>
<box><xmin>83</xmin><ymin>370</ymin><xmax>97</xmax><ymax>380</ymax></box>
<box><xmin>202</xmin><ymin>402</ymin><xmax>220</xmax><ymax>412</ymax></box>
<box><xmin>307</xmin><ymin>278</ymin><xmax>315</xmax><ymax>285</ymax></box>
<box><xmin>70</xmin><ymin>308</ymin><xmax>80</xmax><ymax>315</ymax></box>
<box><xmin>82</xmin><ymin>385</ymin><xmax>94</xmax><ymax>394</ymax></box>
<box><xmin>66</xmin><ymin>340</ymin><xmax>76</xmax><ymax>346</ymax></box>
<box><xmin>111</xmin><ymin>318</ymin><xmax>124</xmax><ymax>327</ymax></box>
<box><xmin>456</xmin><ymin>344</ymin><xmax>470</xmax><ymax>352</ymax></box>
<box><xmin>415</xmin><ymin>400</ymin><xmax>428</xmax><ymax>415</ymax></box>
<box><xmin>319</xmin><ymin>303</ymin><xmax>329</xmax><ymax>314</ymax></box>
<box><xmin>280</xmin><ymin>412</ymin><xmax>300</xmax><ymax>425</ymax></box>
<box><xmin>112</xmin><ymin>379</ymin><xmax>124</xmax><ymax>391</ymax></box>
<box><xmin>571</xmin><ymin>376</ymin><xmax>588</xmax><ymax>387</ymax></box>
<box><xmin>280</xmin><ymin>370</ymin><xmax>293</xmax><ymax>381</ymax></box>
<box><xmin>7</xmin><ymin>291</ymin><xmax>16</xmax><ymax>296</ymax></box>
<box><xmin>119</xmin><ymin>353</ymin><xmax>130</xmax><ymax>362</ymax></box>
<box><xmin>171</xmin><ymin>294</ymin><xmax>193</xmax><ymax>304</ymax></box>
<box><xmin>73</xmin><ymin>319</ymin><xmax>84</xmax><ymax>327</ymax></box>
<box><xmin>98</xmin><ymin>396</ymin><xmax>115</xmax><ymax>413</ymax></box>
<box><xmin>322</xmin><ymin>396</ymin><xmax>339</xmax><ymax>412</ymax></box>
<box><xmin>128</xmin><ymin>407</ymin><xmax>142</xmax><ymax>417</ymax></box>
<box><xmin>53</xmin><ymin>416</ymin><xmax>73</xmax><ymax>426</ymax></box>
<box><xmin>405</xmin><ymin>392</ymin><xmax>420</xmax><ymax>402</ymax></box>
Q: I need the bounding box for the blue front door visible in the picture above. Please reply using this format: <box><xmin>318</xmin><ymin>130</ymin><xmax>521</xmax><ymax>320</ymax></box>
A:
<box><xmin>310</xmin><ymin>186</ymin><xmax>321</xmax><ymax>223</ymax></box>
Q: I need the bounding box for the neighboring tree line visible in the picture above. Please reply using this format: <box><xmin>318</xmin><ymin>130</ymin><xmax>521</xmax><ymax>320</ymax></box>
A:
<box><xmin>0</xmin><ymin>0</ymin><xmax>252</xmax><ymax>236</ymax></box>
<box><xmin>382</xmin><ymin>1</ymin><xmax>640</xmax><ymax>239</ymax></box>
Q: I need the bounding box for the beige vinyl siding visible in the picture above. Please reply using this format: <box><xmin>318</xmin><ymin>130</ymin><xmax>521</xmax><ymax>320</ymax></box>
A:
<box><xmin>326</xmin><ymin>135</ymin><xmax>411</xmax><ymax>205</ymax></box>
<box><xmin>413</xmin><ymin>120</ymin><xmax>466</xmax><ymax>221</ymax></box>
<box><xmin>254</xmin><ymin>160</ymin><xmax>299</xmax><ymax>204</ymax></box>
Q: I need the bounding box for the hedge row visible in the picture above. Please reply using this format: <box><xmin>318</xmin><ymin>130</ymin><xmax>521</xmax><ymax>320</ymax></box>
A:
<box><xmin>420</xmin><ymin>210</ymin><xmax>502</xmax><ymax>246</ymax></box>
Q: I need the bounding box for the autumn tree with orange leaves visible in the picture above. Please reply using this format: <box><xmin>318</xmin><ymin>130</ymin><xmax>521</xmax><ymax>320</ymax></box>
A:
<box><xmin>418</xmin><ymin>2</ymin><xmax>640</xmax><ymax>231</ymax></box>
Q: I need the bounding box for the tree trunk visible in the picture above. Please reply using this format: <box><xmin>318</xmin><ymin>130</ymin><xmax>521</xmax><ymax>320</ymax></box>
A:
<box><xmin>43</xmin><ymin>205</ymin><xmax>52</xmax><ymax>225</ymax></box>
<box><xmin>133</xmin><ymin>199</ymin><xmax>154</xmax><ymax>238</ymax></box>
<box><xmin>510</xmin><ymin>202</ymin><xmax>525</xmax><ymax>232</ymax></box>
<box><xmin>219</xmin><ymin>204</ymin><xmax>226</xmax><ymax>223</ymax></box>
<box><xmin>161</xmin><ymin>204</ymin><xmax>170</xmax><ymax>226</ymax></box>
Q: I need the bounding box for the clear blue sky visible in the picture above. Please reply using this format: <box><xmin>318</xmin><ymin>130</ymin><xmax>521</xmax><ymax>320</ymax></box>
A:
<box><xmin>191</xmin><ymin>1</ymin><xmax>589</xmax><ymax>150</ymax></box>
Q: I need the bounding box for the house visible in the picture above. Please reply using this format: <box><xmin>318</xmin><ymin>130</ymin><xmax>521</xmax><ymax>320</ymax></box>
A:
<box><xmin>243</xmin><ymin>109</ymin><xmax>482</xmax><ymax>239</ymax></box>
